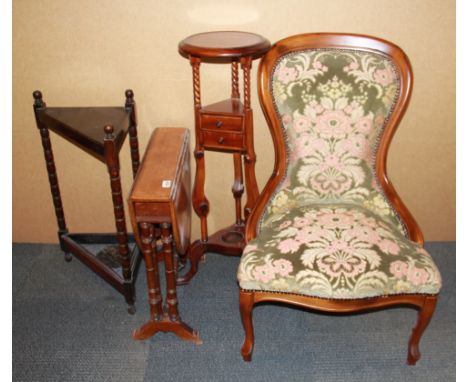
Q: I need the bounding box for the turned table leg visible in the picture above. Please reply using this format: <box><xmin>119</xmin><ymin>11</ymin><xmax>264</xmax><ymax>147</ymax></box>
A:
<box><xmin>232</xmin><ymin>153</ymin><xmax>245</xmax><ymax>226</ymax></box>
<box><xmin>138</xmin><ymin>223</ymin><xmax>164</xmax><ymax>321</ymax></box>
<box><xmin>125</xmin><ymin>89</ymin><xmax>140</xmax><ymax>178</ymax></box>
<box><xmin>103</xmin><ymin>125</ymin><xmax>135</xmax><ymax>314</ymax></box>
<box><xmin>133</xmin><ymin>222</ymin><xmax>202</xmax><ymax>344</ymax></box>
<box><xmin>179</xmin><ymin>56</ymin><xmax>209</xmax><ymax>285</ymax></box>
<box><xmin>32</xmin><ymin>90</ymin><xmax>70</xmax><ymax>261</ymax></box>
<box><xmin>240</xmin><ymin>57</ymin><xmax>259</xmax><ymax>220</ymax></box>
<box><xmin>161</xmin><ymin>223</ymin><xmax>180</xmax><ymax>321</ymax></box>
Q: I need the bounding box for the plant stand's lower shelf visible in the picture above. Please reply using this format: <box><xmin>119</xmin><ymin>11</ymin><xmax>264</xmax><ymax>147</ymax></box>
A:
<box><xmin>59</xmin><ymin>232</ymin><xmax>142</xmax><ymax>314</ymax></box>
<box><xmin>178</xmin><ymin>223</ymin><xmax>245</xmax><ymax>285</ymax></box>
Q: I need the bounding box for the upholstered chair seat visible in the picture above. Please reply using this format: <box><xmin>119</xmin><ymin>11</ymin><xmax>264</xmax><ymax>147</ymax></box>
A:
<box><xmin>238</xmin><ymin>203</ymin><xmax>441</xmax><ymax>299</ymax></box>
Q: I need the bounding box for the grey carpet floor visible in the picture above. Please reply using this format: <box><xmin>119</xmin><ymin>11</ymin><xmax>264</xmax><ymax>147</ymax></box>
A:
<box><xmin>13</xmin><ymin>242</ymin><xmax>455</xmax><ymax>381</ymax></box>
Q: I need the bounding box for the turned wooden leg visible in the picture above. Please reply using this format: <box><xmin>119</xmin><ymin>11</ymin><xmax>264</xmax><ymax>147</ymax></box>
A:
<box><xmin>182</xmin><ymin>146</ymin><xmax>209</xmax><ymax>283</ymax></box>
<box><xmin>240</xmin><ymin>57</ymin><xmax>259</xmax><ymax>220</ymax></box>
<box><xmin>134</xmin><ymin>222</ymin><xmax>201</xmax><ymax>344</ymax></box>
<box><xmin>243</xmin><ymin>149</ymin><xmax>259</xmax><ymax>220</ymax></box>
<box><xmin>186</xmin><ymin>55</ymin><xmax>209</xmax><ymax>282</ymax></box>
<box><xmin>193</xmin><ymin>148</ymin><xmax>209</xmax><ymax>241</ymax></box>
<box><xmin>32</xmin><ymin>90</ymin><xmax>70</xmax><ymax>261</ymax></box>
<box><xmin>240</xmin><ymin>290</ymin><xmax>255</xmax><ymax>361</ymax></box>
<box><xmin>177</xmin><ymin>240</ymin><xmax>206</xmax><ymax>285</ymax></box>
<box><xmin>161</xmin><ymin>223</ymin><xmax>180</xmax><ymax>321</ymax></box>
<box><xmin>407</xmin><ymin>295</ymin><xmax>438</xmax><ymax>365</ymax></box>
<box><xmin>125</xmin><ymin>89</ymin><xmax>140</xmax><ymax>178</ymax></box>
<box><xmin>232</xmin><ymin>153</ymin><xmax>244</xmax><ymax>226</ymax></box>
<box><xmin>139</xmin><ymin>223</ymin><xmax>164</xmax><ymax>320</ymax></box>
<box><xmin>103</xmin><ymin>125</ymin><xmax>135</xmax><ymax>313</ymax></box>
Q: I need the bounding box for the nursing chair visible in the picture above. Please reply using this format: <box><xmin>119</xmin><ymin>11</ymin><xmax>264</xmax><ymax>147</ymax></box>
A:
<box><xmin>237</xmin><ymin>33</ymin><xmax>442</xmax><ymax>364</ymax></box>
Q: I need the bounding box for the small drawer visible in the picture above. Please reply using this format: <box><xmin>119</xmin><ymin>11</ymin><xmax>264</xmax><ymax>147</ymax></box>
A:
<box><xmin>202</xmin><ymin>130</ymin><xmax>245</xmax><ymax>151</ymax></box>
<box><xmin>201</xmin><ymin>114</ymin><xmax>243</xmax><ymax>132</ymax></box>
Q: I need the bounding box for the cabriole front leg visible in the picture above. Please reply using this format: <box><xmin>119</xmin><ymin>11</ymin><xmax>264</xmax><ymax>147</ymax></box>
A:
<box><xmin>407</xmin><ymin>295</ymin><xmax>438</xmax><ymax>365</ymax></box>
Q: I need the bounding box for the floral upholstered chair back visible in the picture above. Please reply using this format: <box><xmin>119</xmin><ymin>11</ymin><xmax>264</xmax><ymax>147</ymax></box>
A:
<box><xmin>260</xmin><ymin>48</ymin><xmax>406</xmax><ymax>234</ymax></box>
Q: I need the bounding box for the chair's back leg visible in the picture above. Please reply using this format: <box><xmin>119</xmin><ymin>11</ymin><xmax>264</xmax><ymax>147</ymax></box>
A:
<box><xmin>407</xmin><ymin>295</ymin><xmax>438</xmax><ymax>365</ymax></box>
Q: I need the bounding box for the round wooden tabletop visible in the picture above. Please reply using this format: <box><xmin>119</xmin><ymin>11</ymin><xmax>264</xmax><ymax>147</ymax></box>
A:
<box><xmin>178</xmin><ymin>31</ymin><xmax>271</xmax><ymax>62</ymax></box>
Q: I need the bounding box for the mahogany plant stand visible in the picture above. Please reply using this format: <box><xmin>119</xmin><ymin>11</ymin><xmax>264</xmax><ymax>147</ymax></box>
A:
<box><xmin>129</xmin><ymin>128</ymin><xmax>201</xmax><ymax>344</ymax></box>
<box><xmin>177</xmin><ymin>31</ymin><xmax>271</xmax><ymax>284</ymax></box>
<box><xmin>32</xmin><ymin>89</ymin><xmax>142</xmax><ymax>314</ymax></box>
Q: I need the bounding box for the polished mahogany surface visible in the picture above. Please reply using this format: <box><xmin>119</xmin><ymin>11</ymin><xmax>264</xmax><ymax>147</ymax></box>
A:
<box><xmin>32</xmin><ymin>90</ymin><xmax>141</xmax><ymax>314</ymax></box>
<box><xmin>239</xmin><ymin>33</ymin><xmax>438</xmax><ymax>365</ymax></box>
<box><xmin>177</xmin><ymin>31</ymin><xmax>270</xmax><ymax>283</ymax></box>
<box><xmin>129</xmin><ymin>127</ymin><xmax>200</xmax><ymax>344</ymax></box>
<box><xmin>36</xmin><ymin>107</ymin><xmax>130</xmax><ymax>162</ymax></box>
<box><xmin>179</xmin><ymin>31</ymin><xmax>270</xmax><ymax>62</ymax></box>
<box><xmin>129</xmin><ymin>127</ymin><xmax>191</xmax><ymax>255</ymax></box>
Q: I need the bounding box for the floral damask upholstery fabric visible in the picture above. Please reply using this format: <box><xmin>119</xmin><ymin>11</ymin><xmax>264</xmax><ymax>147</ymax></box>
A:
<box><xmin>260</xmin><ymin>49</ymin><xmax>406</xmax><ymax>233</ymax></box>
<box><xmin>237</xmin><ymin>49</ymin><xmax>442</xmax><ymax>298</ymax></box>
<box><xmin>238</xmin><ymin>204</ymin><xmax>441</xmax><ymax>298</ymax></box>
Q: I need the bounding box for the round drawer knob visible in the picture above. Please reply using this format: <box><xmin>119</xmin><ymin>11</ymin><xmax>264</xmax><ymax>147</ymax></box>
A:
<box><xmin>218</xmin><ymin>137</ymin><xmax>225</xmax><ymax>144</ymax></box>
<box><xmin>215</xmin><ymin>121</ymin><xmax>223</xmax><ymax>128</ymax></box>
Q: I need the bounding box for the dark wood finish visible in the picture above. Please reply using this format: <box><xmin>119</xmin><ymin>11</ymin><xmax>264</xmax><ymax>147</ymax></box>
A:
<box><xmin>32</xmin><ymin>90</ymin><xmax>141</xmax><ymax>314</ymax></box>
<box><xmin>125</xmin><ymin>89</ymin><xmax>140</xmax><ymax>178</ymax></box>
<box><xmin>103</xmin><ymin>124</ymin><xmax>134</xmax><ymax>309</ymax></box>
<box><xmin>178</xmin><ymin>32</ymin><xmax>270</xmax><ymax>284</ymax></box>
<box><xmin>178</xmin><ymin>31</ymin><xmax>270</xmax><ymax>62</ymax></box>
<box><xmin>35</xmin><ymin>106</ymin><xmax>130</xmax><ymax>163</ymax></box>
<box><xmin>33</xmin><ymin>91</ymin><xmax>70</xmax><ymax>259</ymax></box>
<box><xmin>129</xmin><ymin>128</ymin><xmax>201</xmax><ymax>344</ymax></box>
<box><xmin>239</xmin><ymin>33</ymin><xmax>438</xmax><ymax>364</ymax></box>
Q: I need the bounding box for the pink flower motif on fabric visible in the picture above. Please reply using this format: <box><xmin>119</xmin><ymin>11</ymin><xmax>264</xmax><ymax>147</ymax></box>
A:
<box><xmin>278</xmin><ymin>238</ymin><xmax>301</xmax><ymax>254</ymax></box>
<box><xmin>282</xmin><ymin>113</ymin><xmax>293</xmax><ymax>125</ymax></box>
<box><xmin>294</xmin><ymin>116</ymin><xmax>312</xmax><ymax>133</ymax></box>
<box><xmin>313</xmin><ymin>61</ymin><xmax>323</xmax><ymax>69</ymax></box>
<box><xmin>338</xmin><ymin>135</ymin><xmax>370</xmax><ymax>160</ymax></box>
<box><xmin>378</xmin><ymin>239</ymin><xmax>400</xmax><ymax>255</ymax></box>
<box><xmin>311</xmin><ymin>170</ymin><xmax>353</xmax><ymax>194</ymax></box>
<box><xmin>324</xmin><ymin>154</ymin><xmax>345</xmax><ymax>170</ymax></box>
<box><xmin>317</xmin><ymin>252</ymin><xmax>366</xmax><ymax>278</ymax></box>
<box><xmin>326</xmin><ymin>239</ymin><xmax>351</xmax><ymax>255</ymax></box>
<box><xmin>373</xmin><ymin>68</ymin><xmax>396</xmax><ymax>86</ymax></box>
<box><xmin>316</xmin><ymin>110</ymin><xmax>352</xmax><ymax>139</ymax></box>
<box><xmin>317</xmin><ymin>212</ymin><xmax>355</xmax><ymax>229</ymax></box>
<box><xmin>273</xmin><ymin>259</ymin><xmax>293</xmax><ymax>276</ymax></box>
<box><xmin>343</xmin><ymin>62</ymin><xmax>359</xmax><ymax>73</ymax></box>
<box><xmin>355</xmin><ymin>117</ymin><xmax>374</xmax><ymax>134</ymax></box>
<box><xmin>296</xmin><ymin>227</ymin><xmax>330</xmax><ymax>244</ymax></box>
<box><xmin>295</xmin><ymin>136</ymin><xmax>326</xmax><ymax>159</ymax></box>
<box><xmin>390</xmin><ymin>260</ymin><xmax>408</xmax><ymax>279</ymax></box>
<box><xmin>293</xmin><ymin>216</ymin><xmax>311</xmax><ymax>228</ymax></box>
<box><xmin>408</xmin><ymin>266</ymin><xmax>429</xmax><ymax>286</ymax></box>
<box><xmin>277</xmin><ymin>66</ymin><xmax>298</xmax><ymax>84</ymax></box>
<box><xmin>306</xmin><ymin>100</ymin><xmax>324</xmax><ymax>114</ymax></box>
<box><xmin>252</xmin><ymin>264</ymin><xmax>276</xmax><ymax>283</ymax></box>
<box><xmin>344</xmin><ymin>227</ymin><xmax>381</xmax><ymax>245</ymax></box>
